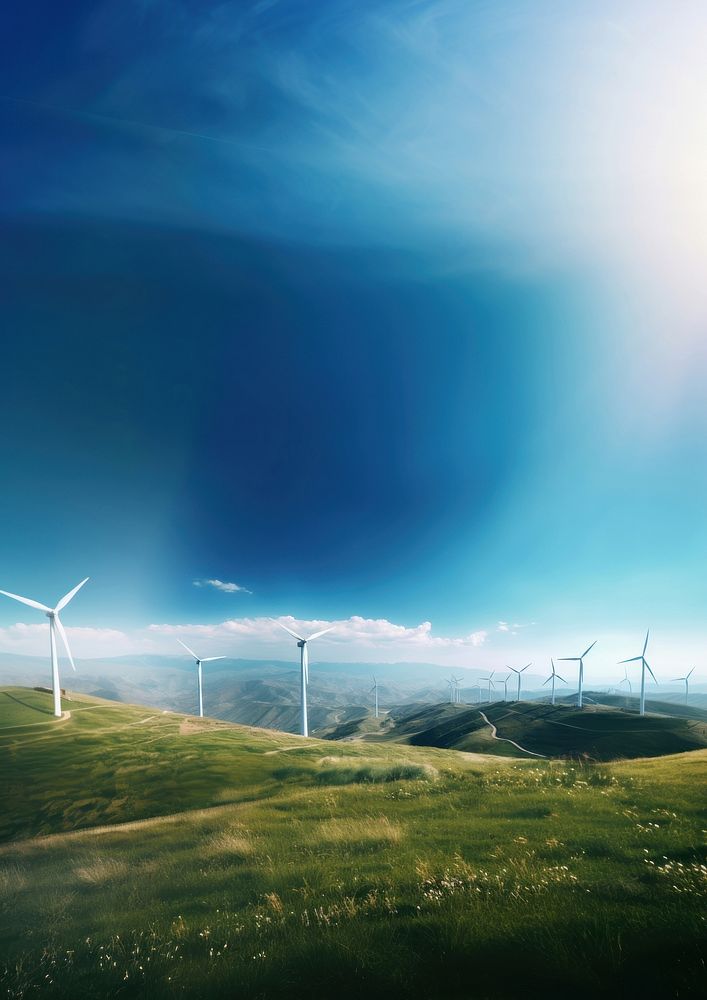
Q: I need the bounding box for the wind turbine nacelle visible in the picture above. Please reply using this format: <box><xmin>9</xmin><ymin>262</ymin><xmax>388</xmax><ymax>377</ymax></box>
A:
<box><xmin>297</xmin><ymin>640</ymin><xmax>305</xmax><ymax>648</ymax></box>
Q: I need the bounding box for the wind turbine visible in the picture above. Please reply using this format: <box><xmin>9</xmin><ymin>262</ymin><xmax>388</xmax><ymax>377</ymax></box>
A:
<box><xmin>501</xmin><ymin>674</ymin><xmax>511</xmax><ymax>701</ymax></box>
<box><xmin>480</xmin><ymin>671</ymin><xmax>495</xmax><ymax>702</ymax></box>
<box><xmin>508</xmin><ymin>663</ymin><xmax>530</xmax><ymax>701</ymax></box>
<box><xmin>558</xmin><ymin>640</ymin><xmax>597</xmax><ymax>709</ymax></box>
<box><xmin>370</xmin><ymin>676</ymin><xmax>379</xmax><ymax>718</ymax></box>
<box><xmin>542</xmin><ymin>658</ymin><xmax>567</xmax><ymax>706</ymax></box>
<box><xmin>0</xmin><ymin>578</ymin><xmax>89</xmax><ymax>718</ymax></box>
<box><xmin>453</xmin><ymin>675</ymin><xmax>464</xmax><ymax>704</ymax></box>
<box><xmin>470</xmin><ymin>683</ymin><xmax>481</xmax><ymax>704</ymax></box>
<box><xmin>273</xmin><ymin>619</ymin><xmax>335</xmax><ymax>736</ymax></box>
<box><xmin>619</xmin><ymin>630</ymin><xmax>657</xmax><ymax>717</ymax></box>
<box><xmin>671</xmin><ymin>667</ymin><xmax>695</xmax><ymax>706</ymax></box>
<box><xmin>619</xmin><ymin>667</ymin><xmax>632</xmax><ymax>697</ymax></box>
<box><xmin>177</xmin><ymin>639</ymin><xmax>225</xmax><ymax>718</ymax></box>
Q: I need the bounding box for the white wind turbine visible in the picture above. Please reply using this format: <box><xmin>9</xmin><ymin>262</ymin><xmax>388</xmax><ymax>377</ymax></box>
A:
<box><xmin>177</xmin><ymin>639</ymin><xmax>226</xmax><ymax>718</ymax></box>
<box><xmin>558</xmin><ymin>640</ymin><xmax>597</xmax><ymax>709</ymax></box>
<box><xmin>619</xmin><ymin>630</ymin><xmax>657</xmax><ymax>717</ymax></box>
<box><xmin>508</xmin><ymin>663</ymin><xmax>530</xmax><ymax>701</ymax></box>
<box><xmin>273</xmin><ymin>619</ymin><xmax>335</xmax><ymax>736</ymax></box>
<box><xmin>619</xmin><ymin>667</ymin><xmax>632</xmax><ymax>697</ymax></box>
<box><xmin>501</xmin><ymin>674</ymin><xmax>511</xmax><ymax>701</ymax></box>
<box><xmin>446</xmin><ymin>676</ymin><xmax>456</xmax><ymax>704</ymax></box>
<box><xmin>480</xmin><ymin>671</ymin><xmax>495</xmax><ymax>702</ymax></box>
<box><xmin>370</xmin><ymin>676</ymin><xmax>379</xmax><ymax>718</ymax></box>
<box><xmin>0</xmin><ymin>578</ymin><xmax>89</xmax><ymax>718</ymax></box>
<box><xmin>671</xmin><ymin>666</ymin><xmax>695</xmax><ymax>706</ymax></box>
<box><xmin>453</xmin><ymin>675</ymin><xmax>464</xmax><ymax>704</ymax></box>
<box><xmin>470</xmin><ymin>683</ymin><xmax>481</xmax><ymax>704</ymax></box>
<box><xmin>542</xmin><ymin>658</ymin><xmax>567</xmax><ymax>706</ymax></box>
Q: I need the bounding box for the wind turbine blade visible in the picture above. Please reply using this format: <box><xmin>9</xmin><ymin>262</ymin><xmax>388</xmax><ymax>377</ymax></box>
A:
<box><xmin>642</xmin><ymin>630</ymin><xmax>650</xmax><ymax>656</ymax></box>
<box><xmin>542</xmin><ymin>676</ymin><xmax>551</xmax><ymax>686</ymax></box>
<box><xmin>581</xmin><ymin>640</ymin><xmax>597</xmax><ymax>658</ymax></box>
<box><xmin>521</xmin><ymin>664</ymin><xmax>530</xmax><ymax>672</ymax></box>
<box><xmin>619</xmin><ymin>656</ymin><xmax>642</xmax><ymax>664</ymax></box>
<box><xmin>306</xmin><ymin>626</ymin><xmax>335</xmax><ymax>642</ymax></box>
<box><xmin>687</xmin><ymin>667</ymin><xmax>695</xmax><ymax>678</ymax></box>
<box><xmin>558</xmin><ymin>657</ymin><xmax>579</xmax><ymax>662</ymax></box>
<box><xmin>645</xmin><ymin>661</ymin><xmax>658</xmax><ymax>684</ymax></box>
<box><xmin>178</xmin><ymin>638</ymin><xmax>200</xmax><ymax>660</ymax></box>
<box><xmin>55</xmin><ymin>577</ymin><xmax>89</xmax><ymax>612</ymax></box>
<box><xmin>54</xmin><ymin>616</ymin><xmax>76</xmax><ymax>672</ymax></box>
<box><xmin>556</xmin><ymin>674</ymin><xmax>567</xmax><ymax>684</ymax></box>
<box><xmin>272</xmin><ymin>619</ymin><xmax>305</xmax><ymax>642</ymax></box>
<box><xmin>200</xmin><ymin>656</ymin><xmax>226</xmax><ymax>662</ymax></box>
<box><xmin>0</xmin><ymin>590</ymin><xmax>51</xmax><ymax>613</ymax></box>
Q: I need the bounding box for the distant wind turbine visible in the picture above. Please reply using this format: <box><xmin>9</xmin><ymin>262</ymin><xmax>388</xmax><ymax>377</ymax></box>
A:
<box><xmin>470</xmin><ymin>683</ymin><xmax>481</xmax><ymax>704</ymax></box>
<box><xmin>501</xmin><ymin>674</ymin><xmax>511</xmax><ymax>701</ymax></box>
<box><xmin>0</xmin><ymin>578</ymin><xmax>89</xmax><ymax>718</ymax></box>
<box><xmin>558</xmin><ymin>640</ymin><xmax>597</xmax><ymax>709</ymax></box>
<box><xmin>508</xmin><ymin>663</ymin><xmax>530</xmax><ymax>701</ymax></box>
<box><xmin>671</xmin><ymin>666</ymin><xmax>695</xmax><ymax>705</ymax></box>
<box><xmin>370</xmin><ymin>676</ymin><xmax>379</xmax><ymax>718</ymax></box>
<box><xmin>619</xmin><ymin>667</ymin><xmax>632</xmax><ymax>696</ymax></box>
<box><xmin>619</xmin><ymin>630</ymin><xmax>657</xmax><ymax>717</ymax></box>
<box><xmin>273</xmin><ymin>619</ymin><xmax>335</xmax><ymax>736</ymax></box>
<box><xmin>177</xmin><ymin>639</ymin><xmax>225</xmax><ymax>718</ymax></box>
<box><xmin>480</xmin><ymin>671</ymin><xmax>495</xmax><ymax>702</ymax></box>
<box><xmin>453</xmin><ymin>675</ymin><xmax>464</xmax><ymax>704</ymax></box>
<box><xmin>542</xmin><ymin>658</ymin><xmax>567</xmax><ymax>706</ymax></box>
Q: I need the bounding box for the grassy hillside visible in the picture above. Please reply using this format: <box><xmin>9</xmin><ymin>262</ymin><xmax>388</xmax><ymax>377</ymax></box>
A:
<box><xmin>1</xmin><ymin>686</ymin><xmax>705</xmax><ymax>998</ymax></box>
<box><xmin>325</xmin><ymin>699</ymin><xmax>707</xmax><ymax>761</ymax></box>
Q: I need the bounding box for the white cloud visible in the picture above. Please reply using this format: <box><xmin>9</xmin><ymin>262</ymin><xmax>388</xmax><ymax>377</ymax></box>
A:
<box><xmin>0</xmin><ymin>615</ymin><xmax>487</xmax><ymax>664</ymax></box>
<box><xmin>193</xmin><ymin>578</ymin><xmax>252</xmax><ymax>595</ymax></box>
<box><xmin>498</xmin><ymin>620</ymin><xmax>536</xmax><ymax>636</ymax></box>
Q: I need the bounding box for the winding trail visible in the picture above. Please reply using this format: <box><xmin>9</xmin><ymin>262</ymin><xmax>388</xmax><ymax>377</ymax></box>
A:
<box><xmin>478</xmin><ymin>711</ymin><xmax>546</xmax><ymax>758</ymax></box>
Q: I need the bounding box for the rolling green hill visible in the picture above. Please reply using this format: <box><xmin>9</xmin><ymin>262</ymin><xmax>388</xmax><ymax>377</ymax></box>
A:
<box><xmin>1</xmin><ymin>686</ymin><xmax>705</xmax><ymax>999</ymax></box>
<box><xmin>323</xmin><ymin>699</ymin><xmax>707</xmax><ymax>761</ymax></box>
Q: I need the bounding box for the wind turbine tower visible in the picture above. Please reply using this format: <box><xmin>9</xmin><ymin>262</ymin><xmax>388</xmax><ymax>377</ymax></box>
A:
<box><xmin>542</xmin><ymin>658</ymin><xmax>567</xmax><ymax>706</ymax></box>
<box><xmin>559</xmin><ymin>640</ymin><xmax>597</xmax><ymax>709</ymax></box>
<box><xmin>619</xmin><ymin>630</ymin><xmax>657</xmax><ymax>717</ymax></box>
<box><xmin>480</xmin><ymin>671</ymin><xmax>495</xmax><ymax>703</ymax></box>
<box><xmin>177</xmin><ymin>639</ymin><xmax>225</xmax><ymax>717</ymax></box>
<box><xmin>671</xmin><ymin>667</ymin><xmax>695</xmax><ymax>706</ymax></box>
<box><xmin>273</xmin><ymin>619</ymin><xmax>335</xmax><ymax>736</ymax></box>
<box><xmin>370</xmin><ymin>676</ymin><xmax>379</xmax><ymax>718</ymax></box>
<box><xmin>508</xmin><ymin>663</ymin><xmax>530</xmax><ymax>701</ymax></box>
<box><xmin>0</xmin><ymin>578</ymin><xmax>89</xmax><ymax>718</ymax></box>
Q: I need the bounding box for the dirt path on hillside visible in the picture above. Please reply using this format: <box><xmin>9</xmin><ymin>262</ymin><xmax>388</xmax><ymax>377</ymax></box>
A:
<box><xmin>478</xmin><ymin>711</ymin><xmax>546</xmax><ymax>758</ymax></box>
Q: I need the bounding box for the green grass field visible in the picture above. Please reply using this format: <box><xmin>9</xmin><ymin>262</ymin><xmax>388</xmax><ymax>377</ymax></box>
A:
<box><xmin>1</xmin><ymin>687</ymin><xmax>705</xmax><ymax>998</ymax></box>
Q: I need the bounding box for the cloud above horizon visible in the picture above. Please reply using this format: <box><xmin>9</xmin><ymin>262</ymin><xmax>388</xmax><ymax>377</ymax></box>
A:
<box><xmin>0</xmin><ymin>614</ymin><xmax>487</xmax><ymax>664</ymax></box>
<box><xmin>0</xmin><ymin>616</ymin><xmax>702</xmax><ymax>680</ymax></box>
<box><xmin>193</xmin><ymin>578</ymin><xmax>252</xmax><ymax>595</ymax></box>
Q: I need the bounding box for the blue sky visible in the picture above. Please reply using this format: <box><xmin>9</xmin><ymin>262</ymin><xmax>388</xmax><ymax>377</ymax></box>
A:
<box><xmin>1</xmin><ymin>1</ymin><xmax>706</xmax><ymax>679</ymax></box>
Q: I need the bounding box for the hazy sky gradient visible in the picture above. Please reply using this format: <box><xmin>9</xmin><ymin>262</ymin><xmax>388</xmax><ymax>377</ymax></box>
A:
<box><xmin>1</xmin><ymin>1</ymin><xmax>706</xmax><ymax>679</ymax></box>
